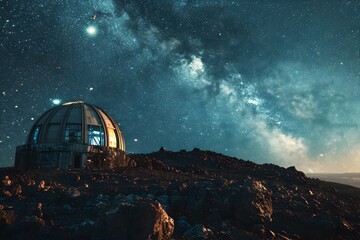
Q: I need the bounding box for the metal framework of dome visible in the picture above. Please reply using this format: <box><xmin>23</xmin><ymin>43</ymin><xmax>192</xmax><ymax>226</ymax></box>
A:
<box><xmin>15</xmin><ymin>101</ymin><xmax>127</xmax><ymax>170</ymax></box>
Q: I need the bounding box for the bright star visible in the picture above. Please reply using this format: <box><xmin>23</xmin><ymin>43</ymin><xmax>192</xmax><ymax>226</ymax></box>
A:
<box><xmin>86</xmin><ymin>25</ymin><xmax>97</xmax><ymax>37</ymax></box>
<box><xmin>52</xmin><ymin>99</ymin><xmax>61</xmax><ymax>105</ymax></box>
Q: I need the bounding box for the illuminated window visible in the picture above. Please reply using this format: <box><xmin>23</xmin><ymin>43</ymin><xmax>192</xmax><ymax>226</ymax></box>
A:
<box><xmin>87</xmin><ymin>125</ymin><xmax>104</xmax><ymax>146</ymax></box>
<box><xmin>108</xmin><ymin>128</ymin><xmax>117</xmax><ymax>148</ymax></box>
<box><xmin>33</xmin><ymin>126</ymin><xmax>41</xmax><ymax>143</ymax></box>
<box><xmin>65</xmin><ymin>124</ymin><xmax>82</xmax><ymax>143</ymax></box>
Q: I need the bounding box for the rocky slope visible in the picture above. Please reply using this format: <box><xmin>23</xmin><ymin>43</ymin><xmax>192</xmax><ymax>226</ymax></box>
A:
<box><xmin>0</xmin><ymin>148</ymin><xmax>359</xmax><ymax>239</ymax></box>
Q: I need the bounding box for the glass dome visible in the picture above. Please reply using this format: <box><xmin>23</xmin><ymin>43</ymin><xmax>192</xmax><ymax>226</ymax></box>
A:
<box><xmin>27</xmin><ymin>101</ymin><xmax>125</xmax><ymax>151</ymax></box>
<box><xmin>15</xmin><ymin>101</ymin><xmax>126</xmax><ymax>170</ymax></box>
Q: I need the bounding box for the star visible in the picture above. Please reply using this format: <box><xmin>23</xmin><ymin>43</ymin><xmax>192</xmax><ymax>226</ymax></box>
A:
<box><xmin>86</xmin><ymin>25</ymin><xmax>98</xmax><ymax>37</ymax></box>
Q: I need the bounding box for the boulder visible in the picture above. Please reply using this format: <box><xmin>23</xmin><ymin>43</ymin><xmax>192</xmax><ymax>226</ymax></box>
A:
<box><xmin>232</xmin><ymin>179</ymin><xmax>273</xmax><ymax>226</ymax></box>
<box><xmin>93</xmin><ymin>198</ymin><xmax>174</xmax><ymax>240</ymax></box>
<box><xmin>183</xmin><ymin>224</ymin><xmax>215</xmax><ymax>240</ymax></box>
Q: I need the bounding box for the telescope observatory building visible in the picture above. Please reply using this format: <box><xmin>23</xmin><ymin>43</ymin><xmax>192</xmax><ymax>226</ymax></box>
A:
<box><xmin>15</xmin><ymin>101</ymin><xmax>126</xmax><ymax>170</ymax></box>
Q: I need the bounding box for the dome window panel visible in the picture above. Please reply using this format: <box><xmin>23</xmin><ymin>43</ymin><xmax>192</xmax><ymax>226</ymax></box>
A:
<box><xmin>49</xmin><ymin>107</ymin><xmax>68</xmax><ymax>123</ymax></box>
<box><xmin>88</xmin><ymin>125</ymin><xmax>105</xmax><ymax>146</ymax></box>
<box><xmin>67</xmin><ymin>105</ymin><xmax>82</xmax><ymax>123</ymax></box>
<box><xmin>46</xmin><ymin>124</ymin><xmax>61</xmax><ymax>143</ymax></box>
<box><xmin>84</xmin><ymin>105</ymin><xmax>102</xmax><ymax>125</ymax></box>
<box><xmin>32</xmin><ymin>126</ymin><xmax>41</xmax><ymax>144</ymax></box>
<box><xmin>99</xmin><ymin>111</ymin><xmax>115</xmax><ymax>128</ymax></box>
<box><xmin>108</xmin><ymin>128</ymin><xmax>117</xmax><ymax>148</ymax></box>
<box><xmin>65</xmin><ymin>124</ymin><xmax>82</xmax><ymax>143</ymax></box>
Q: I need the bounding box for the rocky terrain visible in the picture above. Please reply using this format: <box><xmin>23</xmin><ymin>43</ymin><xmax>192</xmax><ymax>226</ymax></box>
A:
<box><xmin>0</xmin><ymin>148</ymin><xmax>359</xmax><ymax>239</ymax></box>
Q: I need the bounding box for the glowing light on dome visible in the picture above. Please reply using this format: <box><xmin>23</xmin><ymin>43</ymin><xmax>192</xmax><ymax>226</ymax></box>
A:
<box><xmin>52</xmin><ymin>99</ymin><xmax>61</xmax><ymax>105</ymax></box>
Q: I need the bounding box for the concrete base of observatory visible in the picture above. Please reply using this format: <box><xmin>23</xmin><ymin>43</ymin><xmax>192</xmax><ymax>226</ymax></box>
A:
<box><xmin>15</xmin><ymin>143</ymin><xmax>127</xmax><ymax>170</ymax></box>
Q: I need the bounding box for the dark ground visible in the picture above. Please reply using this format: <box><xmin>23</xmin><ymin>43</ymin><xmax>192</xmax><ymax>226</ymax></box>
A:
<box><xmin>0</xmin><ymin>148</ymin><xmax>359</xmax><ymax>239</ymax></box>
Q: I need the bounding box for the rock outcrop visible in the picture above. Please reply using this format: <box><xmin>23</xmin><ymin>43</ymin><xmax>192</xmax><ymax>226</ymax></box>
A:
<box><xmin>93</xmin><ymin>196</ymin><xmax>174</xmax><ymax>240</ymax></box>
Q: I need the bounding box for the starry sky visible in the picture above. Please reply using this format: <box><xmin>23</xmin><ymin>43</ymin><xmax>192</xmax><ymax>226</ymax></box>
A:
<box><xmin>0</xmin><ymin>0</ymin><xmax>359</xmax><ymax>172</ymax></box>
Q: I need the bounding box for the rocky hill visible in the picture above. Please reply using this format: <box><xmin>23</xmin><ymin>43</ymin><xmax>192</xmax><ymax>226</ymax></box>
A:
<box><xmin>0</xmin><ymin>148</ymin><xmax>359</xmax><ymax>239</ymax></box>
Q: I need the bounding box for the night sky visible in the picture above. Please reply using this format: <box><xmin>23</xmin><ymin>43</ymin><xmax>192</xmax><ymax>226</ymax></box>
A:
<box><xmin>0</xmin><ymin>0</ymin><xmax>359</xmax><ymax>172</ymax></box>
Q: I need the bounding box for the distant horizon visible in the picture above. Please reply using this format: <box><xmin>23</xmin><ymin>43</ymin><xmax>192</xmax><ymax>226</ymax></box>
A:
<box><xmin>306</xmin><ymin>172</ymin><xmax>360</xmax><ymax>188</ymax></box>
<box><xmin>306</xmin><ymin>172</ymin><xmax>360</xmax><ymax>175</ymax></box>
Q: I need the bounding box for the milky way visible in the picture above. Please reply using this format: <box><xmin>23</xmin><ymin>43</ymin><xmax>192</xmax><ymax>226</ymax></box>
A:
<box><xmin>0</xmin><ymin>0</ymin><xmax>359</xmax><ymax>172</ymax></box>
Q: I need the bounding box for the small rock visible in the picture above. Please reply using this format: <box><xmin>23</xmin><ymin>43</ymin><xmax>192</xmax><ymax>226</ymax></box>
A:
<box><xmin>27</xmin><ymin>179</ymin><xmax>36</xmax><ymax>186</ymax></box>
<box><xmin>183</xmin><ymin>224</ymin><xmax>215</xmax><ymax>240</ymax></box>
<box><xmin>12</xmin><ymin>184</ymin><xmax>22</xmax><ymax>197</ymax></box>
<box><xmin>2</xmin><ymin>190</ymin><xmax>12</xmax><ymax>197</ymax></box>
<box><xmin>341</xmin><ymin>219</ymin><xmax>353</xmax><ymax>231</ymax></box>
<box><xmin>38</xmin><ymin>180</ymin><xmax>46</xmax><ymax>190</ymax></box>
<box><xmin>3</xmin><ymin>176</ymin><xmax>12</xmax><ymax>186</ymax></box>
<box><xmin>34</xmin><ymin>202</ymin><xmax>43</xmax><ymax>218</ymax></box>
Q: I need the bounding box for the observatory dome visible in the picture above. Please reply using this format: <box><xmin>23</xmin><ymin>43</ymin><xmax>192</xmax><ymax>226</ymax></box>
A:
<box><xmin>15</xmin><ymin>101</ymin><xmax>126</xmax><ymax>170</ymax></box>
<box><xmin>27</xmin><ymin>101</ymin><xmax>125</xmax><ymax>149</ymax></box>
